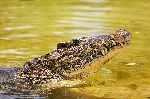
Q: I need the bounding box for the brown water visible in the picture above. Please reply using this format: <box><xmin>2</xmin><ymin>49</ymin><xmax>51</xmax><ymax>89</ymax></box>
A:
<box><xmin>0</xmin><ymin>0</ymin><xmax>150</xmax><ymax>98</ymax></box>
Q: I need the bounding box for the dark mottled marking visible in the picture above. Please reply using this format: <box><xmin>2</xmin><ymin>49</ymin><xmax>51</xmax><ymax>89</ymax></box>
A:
<box><xmin>12</xmin><ymin>29</ymin><xmax>132</xmax><ymax>86</ymax></box>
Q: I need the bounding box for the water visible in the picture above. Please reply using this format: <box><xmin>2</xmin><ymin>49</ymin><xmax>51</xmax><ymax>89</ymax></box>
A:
<box><xmin>0</xmin><ymin>0</ymin><xmax>150</xmax><ymax>98</ymax></box>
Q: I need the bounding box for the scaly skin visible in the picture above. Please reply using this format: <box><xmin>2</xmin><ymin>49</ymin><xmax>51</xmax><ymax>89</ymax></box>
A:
<box><xmin>0</xmin><ymin>29</ymin><xmax>131</xmax><ymax>90</ymax></box>
<box><xmin>16</xmin><ymin>29</ymin><xmax>131</xmax><ymax>86</ymax></box>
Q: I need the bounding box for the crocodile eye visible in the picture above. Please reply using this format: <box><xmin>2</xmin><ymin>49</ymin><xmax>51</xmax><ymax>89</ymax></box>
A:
<box><xmin>45</xmin><ymin>53</ymin><xmax>50</xmax><ymax>57</ymax></box>
<box><xmin>57</xmin><ymin>42</ymin><xmax>68</xmax><ymax>49</ymax></box>
<box><xmin>72</xmin><ymin>39</ymin><xmax>80</xmax><ymax>46</ymax></box>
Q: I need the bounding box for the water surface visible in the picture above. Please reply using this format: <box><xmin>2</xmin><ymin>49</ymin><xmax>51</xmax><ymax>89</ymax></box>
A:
<box><xmin>0</xmin><ymin>0</ymin><xmax>150</xmax><ymax>98</ymax></box>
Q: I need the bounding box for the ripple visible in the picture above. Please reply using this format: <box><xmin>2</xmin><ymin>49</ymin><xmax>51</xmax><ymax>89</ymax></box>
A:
<box><xmin>80</xmin><ymin>0</ymin><xmax>109</xmax><ymax>3</ymax></box>
<box><xmin>56</xmin><ymin>20</ymin><xmax>101</xmax><ymax>29</ymax></box>
<box><xmin>71</xmin><ymin>11</ymin><xmax>105</xmax><ymax>17</ymax></box>
<box><xmin>9</xmin><ymin>33</ymin><xmax>38</xmax><ymax>38</ymax></box>
<box><xmin>69</xmin><ymin>29</ymin><xmax>106</xmax><ymax>38</ymax></box>
<box><xmin>4</xmin><ymin>25</ymin><xmax>35</xmax><ymax>31</ymax></box>
<box><xmin>0</xmin><ymin>55</ymin><xmax>25</xmax><ymax>58</ymax></box>
<box><xmin>0</xmin><ymin>38</ymin><xmax>11</xmax><ymax>40</ymax></box>
<box><xmin>70</xmin><ymin>17</ymin><xmax>98</xmax><ymax>21</ymax></box>
<box><xmin>0</xmin><ymin>49</ymin><xmax>27</xmax><ymax>55</ymax></box>
<box><xmin>0</xmin><ymin>33</ymin><xmax>38</xmax><ymax>40</ymax></box>
<box><xmin>52</xmin><ymin>31</ymin><xmax>64</xmax><ymax>35</ymax></box>
<box><xmin>8</xmin><ymin>16</ymin><xmax>16</xmax><ymax>19</ymax></box>
<box><xmin>70</xmin><ymin>29</ymin><xmax>102</xmax><ymax>34</ymax></box>
<box><xmin>74</xmin><ymin>6</ymin><xmax>111</xmax><ymax>11</ymax></box>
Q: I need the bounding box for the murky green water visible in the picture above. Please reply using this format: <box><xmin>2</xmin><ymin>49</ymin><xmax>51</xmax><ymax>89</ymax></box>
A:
<box><xmin>0</xmin><ymin>0</ymin><xmax>150</xmax><ymax>98</ymax></box>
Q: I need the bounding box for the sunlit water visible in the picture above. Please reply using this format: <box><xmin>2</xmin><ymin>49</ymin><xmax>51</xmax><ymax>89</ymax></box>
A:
<box><xmin>0</xmin><ymin>0</ymin><xmax>150</xmax><ymax>98</ymax></box>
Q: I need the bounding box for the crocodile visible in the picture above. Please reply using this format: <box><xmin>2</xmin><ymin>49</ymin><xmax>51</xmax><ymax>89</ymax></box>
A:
<box><xmin>0</xmin><ymin>29</ymin><xmax>131</xmax><ymax>91</ymax></box>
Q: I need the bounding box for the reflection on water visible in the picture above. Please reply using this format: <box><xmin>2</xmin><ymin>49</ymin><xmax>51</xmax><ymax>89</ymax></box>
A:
<box><xmin>0</xmin><ymin>0</ymin><xmax>150</xmax><ymax>98</ymax></box>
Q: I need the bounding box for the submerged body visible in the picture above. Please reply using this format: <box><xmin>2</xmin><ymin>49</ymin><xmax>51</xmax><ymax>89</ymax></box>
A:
<box><xmin>0</xmin><ymin>29</ymin><xmax>131</xmax><ymax>89</ymax></box>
